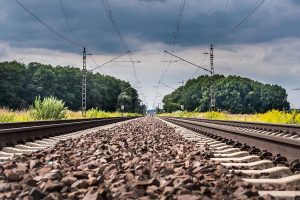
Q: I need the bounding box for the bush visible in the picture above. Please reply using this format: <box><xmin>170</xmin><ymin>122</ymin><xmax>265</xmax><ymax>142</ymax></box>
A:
<box><xmin>30</xmin><ymin>96</ymin><xmax>67</xmax><ymax>120</ymax></box>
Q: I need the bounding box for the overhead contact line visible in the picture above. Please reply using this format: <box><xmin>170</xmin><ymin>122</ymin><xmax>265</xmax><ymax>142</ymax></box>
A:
<box><xmin>15</xmin><ymin>0</ymin><xmax>84</xmax><ymax>49</ymax></box>
<box><xmin>214</xmin><ymin>0</ymin><xmax>266</xmax><ymax>45</ymax></box>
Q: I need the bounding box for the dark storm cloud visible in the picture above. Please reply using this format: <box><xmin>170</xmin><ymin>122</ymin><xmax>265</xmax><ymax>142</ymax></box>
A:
<box><xmin>0</xmin><ymin>0</ymin><xmax>299</xmax><ymax>53</ymax></box>
<box><xmin>137</xmin><ymin>0</ymin><xmax>167</xmax><ymax>2</ymax></box>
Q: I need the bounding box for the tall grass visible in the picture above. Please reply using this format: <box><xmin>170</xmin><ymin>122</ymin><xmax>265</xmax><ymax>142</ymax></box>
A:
<box><xmin>0</xmin><ymin>97</ymin><xmax>141</xmax><ymax>122</ymax></box>
<box><xmin>69</xmin><ymin>108</ymin><xmax>141</xmax><ymax>119</ymax></box>
<box><xmin>160</xmin><ymin>109</ymin><xmax>300</xmax><ymax>125</ymax></box>
<box><xmin>0</xmin><ymin>108</ymin><xmax>32</xmax><ymax>122</ymax></box>
<box><xmin>0</xmin><ymin>109</ymin><xmax>16</xmax><ymax>122</ymax></box>
<box><xmin>0</xmin><ymin>108</ymin><xmax>141</xmax><ymax>122</ymax></box>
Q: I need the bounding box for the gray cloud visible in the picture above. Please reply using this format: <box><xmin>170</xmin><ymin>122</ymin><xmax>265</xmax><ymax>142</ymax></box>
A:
<box><xmin>1</xmin><ymin>0</ymin><xmax>300</xmax><ymax>54</ymax></box>
<box><xmin>137</xmin><ymin>0</ymin><xmax>167</xmax><ymax>2</ymax></box>
<box><xmin>1</xmin><ymin>0</ymin><xmax>300</xmax><ymax>109</ymax></box>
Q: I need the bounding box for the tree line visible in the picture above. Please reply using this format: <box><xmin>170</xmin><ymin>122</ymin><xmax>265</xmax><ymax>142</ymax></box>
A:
<box><xmin>0</xmin><ymin>61</ymin><xmax>145</xmax><ymax>113</ymax></box>
<box><xmin>162</xmin><ymin>75</ymin><xmax>290</xmax><ymax>114</ymax></box>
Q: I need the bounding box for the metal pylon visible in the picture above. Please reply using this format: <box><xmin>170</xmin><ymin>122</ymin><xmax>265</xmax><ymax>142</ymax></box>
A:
<box><xmin>210</xmin><ymin>44</ymin><xmax>216</xmax><ymax>111</ymax></box>
<box><xmin>82</xmin><ymin>47</ymin><xmax>87</xmax><ymax>117</ymax></box>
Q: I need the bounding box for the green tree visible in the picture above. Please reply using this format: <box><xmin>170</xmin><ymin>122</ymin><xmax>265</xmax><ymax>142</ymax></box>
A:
<box><xmin>0</xmin><ymin>61</ymin><xmax>142</xmax><ymax>113</ymax></box>
<box><xmin>162</xmin><ymin>75</ymin><xmax>290</xmax><ymax>114</ymax></box>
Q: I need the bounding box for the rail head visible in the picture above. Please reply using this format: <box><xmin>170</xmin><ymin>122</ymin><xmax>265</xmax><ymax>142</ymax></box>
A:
<box><xmin>162</xmin><ymin>117</ymin><xmax>300</xmax><ymax>161</ymax></box>
<box><xmin>161</xmin><ymin>116</ymin><xmax>300</xmax><ymax>135</ymax></box>
<box><xmin>0</xmin><ymin>117</ymin><xmax>131</xmax><ymax>130</ymax></box>
<box><xmin>0</xmin><ymin>116</ymin><xmax>139</xmax><ymax>149</ymax></box>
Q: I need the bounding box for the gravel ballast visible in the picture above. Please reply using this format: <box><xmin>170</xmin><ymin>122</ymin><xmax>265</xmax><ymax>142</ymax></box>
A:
<box><xmin>0</xmin><ymin>117</ymin><xmax>266</xmax><ymax>199</ymax></box>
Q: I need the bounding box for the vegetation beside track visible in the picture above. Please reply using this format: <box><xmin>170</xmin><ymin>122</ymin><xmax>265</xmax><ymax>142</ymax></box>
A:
<box><xmin>162</xmin><ymin>75</ymin><xmax>290</xmax><ymax>114</ymax></box>
<box><xmin>0</xmin><ymin>61</ymin><xmax>144</xmax><ymax>113</ymax></box>
<box><xmin>0</xmin><ymin>108</ymin><xmax>140</xmax><ymax>122</ymax></box>
<box><xmin>0</xmin><ymin>96</ymin><xmax>141</xmax><ymax>122</ymax></box>
<box><xmin>159</xmin><ymin>110</ymin><xmax>300</xmax><ymax>124</ymax></box>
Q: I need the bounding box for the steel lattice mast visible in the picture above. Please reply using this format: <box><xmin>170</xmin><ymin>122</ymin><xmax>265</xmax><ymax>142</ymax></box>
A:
<box><xmin>210</xmin><ymin>44</ymin><xmax>215</xmax><ymax>111</ymax></box>
<box><xmin>82</xmin><ymin>47</ymin><xmax>87</xmax><ymax>117</ymax></box>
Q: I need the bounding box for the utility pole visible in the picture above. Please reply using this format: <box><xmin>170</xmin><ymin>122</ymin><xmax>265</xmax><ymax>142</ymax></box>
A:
<box><xmin>82</xmin><ymin>47</ymin><xmax>87</xmax><ymax>117</ymax></box>
<box><xmin>178</xmin><ymin>80</ymin><xmax>185</xmax><ymax>110</ymax></box>
<box><xmin>210</xmin><ymin>44</ymin><xmax>216</xmax><ymax>111</ymax></box>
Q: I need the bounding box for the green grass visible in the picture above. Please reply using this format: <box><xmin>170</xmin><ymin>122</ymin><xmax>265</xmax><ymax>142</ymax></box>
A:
<box><xmin>0</xmin><ymin>96</ymin><xmax>141</xmax><ymax>123</ymax></box>
<box><xmin>159</xmin><ymin>110</ymin><xmax>300</xmax><ymax>125</ymax></box>
<box><xmin>0</xmin><ymin>108</ymin><xmax>141</xmax><ymax>123</ymax></box>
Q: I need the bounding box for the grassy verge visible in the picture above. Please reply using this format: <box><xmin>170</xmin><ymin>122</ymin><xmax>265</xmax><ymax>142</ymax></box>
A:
<box><xmin>0</xmin><ymin>108</ymin><xmax>141</xmax><ymax>123</ymax></box>
<box><xmin>159</xmin><ymin>110</ymin><xmax>300</xmax><ymax>125</ymax></box>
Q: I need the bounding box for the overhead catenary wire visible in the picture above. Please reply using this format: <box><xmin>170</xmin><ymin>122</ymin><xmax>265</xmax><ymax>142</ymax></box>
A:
<box><xmin>57</xmin><ymin>0</ymin><xmax>122</xmax><ymax>77</ymax></box>
<box><xmin>14</xmin><ymin>0</ymin><xmax>84</xmax><ymax>49</ymax></box>
<box><xmin>192</xmin><ymin>0</ymin><xmax>227</xmax><ymax>78</ymax></box>
<box><xmin>88</xmin><ymin>55</ymin><xmax>107</xmax><ymax>75</ymax></box>
<box><xmin>218</xmin><ymin>0</ymin><xmax>229</xmax><ymax>38</ymax></box>
<box><xmin>214</xmin><ymin>0</ymin><xmax>266</xmax><ymax>45</ymax></box>
<box><xmin>158</xmin><ymin>0</ymin><xmax>186</xmax><ymax>84</ymax></box>
<box><xmin>154</xmin><ymin>0</ymin><xmax>186</xmax><ymax>107</ymax></box>
<box><xmin>15</xmin><ymin>0</ymin><xmax>124</xmax><ymax>78</ymax></box>
<box><xmin>191</xmin><ymin>54</ymin><xmax>208</xmax><ymax>76</ymax></box>
<box><xmin>57</xmin><ymin>0</ymin><xmax>75</xmax><ymax>40</ymax></box>
<box><xmin>99</xmin><ymin>0</ymin><xmax>139</xmax><ymax>84</ymax></box>
<box><xmin>158</xmin><ymin>81</ymin><xmax>176</xmax><ymax>90</ymax></box>
<box><xmin>89</xmin><ymin>51</ymin><xmax>130</xmax><ymax>72</ymax></box>
<box><xmin>164</xmin><ymin>51</ymin><xmax>211</xmax><ymax>73</ymax></box>
<box><xmin>170</xmin><ymin>0</ymin><xmax>186</xmax><ymax>53</ymax></box>
<box><xmin>100</xmin><ymin>0</ymin><xmax>128</xmax><ymax>52</ymax></box>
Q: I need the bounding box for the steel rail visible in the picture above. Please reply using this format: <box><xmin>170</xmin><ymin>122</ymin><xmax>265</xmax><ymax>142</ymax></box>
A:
<box><xmin>169</xmin><ymin>117</ymin><xmax>300</xmax><ymax>136</ymax></box>
<box><xmin>161</xmin><ymin>117</ymin><xmax>300</xmax><ymax>162</ymax></box>
<box><xmin>0</xmin><ymin>117</ymin><xmax>138</xmax><ymax>149</ymax></box>
<box><xmin>0</xmin><ymin>117</ymin><xmax>125</xmax><ymax>130</ymax></box>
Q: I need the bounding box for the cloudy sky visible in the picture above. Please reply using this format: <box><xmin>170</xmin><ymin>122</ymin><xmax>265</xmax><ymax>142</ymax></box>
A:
<box><xmin>0</xmin><ymin>0</ymin><xmax>300</xmax><ymax>109</ymax></box>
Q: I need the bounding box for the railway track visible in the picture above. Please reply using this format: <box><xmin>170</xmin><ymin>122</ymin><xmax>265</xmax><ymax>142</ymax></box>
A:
<box><xmin>161</xmin><ymin>116</ymin><xmax>300</xmax><ymax>199</ymax></box>
<box><xmin>0</xmin><ymin>117</ymin><xmax>138</xmax><ymax>161</ymax></box>
<box><xmin>1</xmin><ymin>116</ymin><xmax>300</xmax><ymax>199</ymax></box>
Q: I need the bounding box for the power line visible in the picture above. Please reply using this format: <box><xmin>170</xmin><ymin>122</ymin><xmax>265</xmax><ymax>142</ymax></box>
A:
<box><xmin>192</xmin><ymin>54</ymin><xmax>208</xmax><ymax>76</ymax></box>
<box><xmin>14</xmin><ymin>0</ymin><xmax>83</xmax><ymax>49</ymax></box>
<box><xmin>100</xmin><ymin>0</ymin><xmax>128</xmax><ymax>51</ymax></box>
<box><xmin>88</xmin><ymin>55</ymin><xmax>107</xmax><ymax>75</ymax></box>
<box><xmin>164</xmin><ymin>51</ymin><xmax>211</xmax><ymax>73</ymax></box>
<box><xmin>218</xmin><ymin>0</ymin><xmax>229</xmax><ymax>37</ymax></box>
<box><xmin>57</xmin><ymin>0</ymin><xmax>75</xmax><ymax>39</ymax></box>
<box><xmin>158</xmin><ymin>81</ymin><xmax>176</xmax><ymax>90</ymax></box>
<box><xmin>215</xmin><ymin>0</ymin><xmax>266</xmax><ymax>44</ymax></box>
<box><xmin>154</xmin><ymin>0</ymin><xmax>186</xmax><ymax>109</ymax></box>
<box><xmin>170</xmin><ymin>0</ymin><xmax>186</xmax><ymax>53</ymax></box>
<box><xmin>99</xmin><ymin>0</ymin><xmax>139</xmax><ymax>84</ymax></box>
<box><xmin>156</xmin><ymin>0</ymin><xmax>186</xmax><ymax>96</ymax></box>
<box><xmin>89</xmin><ymin>51</ymin><xmax>130</xmax><ymax>72</ymax></box>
